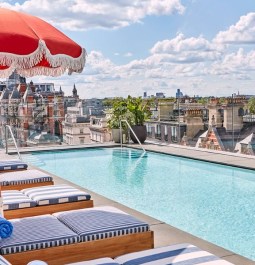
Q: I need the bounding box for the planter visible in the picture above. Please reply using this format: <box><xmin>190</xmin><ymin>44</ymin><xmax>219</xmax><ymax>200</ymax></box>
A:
<box><xmin>130</xmin><ymin>125</ymin><xmax>147</xmax><ymax>144</ymax></box>
<box><xmin>112</xmin><ymin>128</ymin><xmax>127</xmax><ymax>143</ymax></box>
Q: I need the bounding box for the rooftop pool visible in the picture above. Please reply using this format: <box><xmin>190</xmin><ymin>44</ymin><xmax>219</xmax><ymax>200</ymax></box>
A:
<box><xmin>23</xmin><ymin>147</ymin><xmax>255</xmax><ymax>261</ymax></box>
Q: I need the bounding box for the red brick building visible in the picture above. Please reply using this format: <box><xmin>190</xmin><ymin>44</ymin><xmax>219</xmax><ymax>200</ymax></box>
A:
<box><xmin>0</xmin><ymin>80</ymin><xmax>65</xmax><ymax>147</ymax></box>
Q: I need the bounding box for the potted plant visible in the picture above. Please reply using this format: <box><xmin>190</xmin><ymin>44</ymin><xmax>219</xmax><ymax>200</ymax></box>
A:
<box><xmin>107</xmin><ymin>98</ymin><xmax>128</xmax><ymax>143</ymax></box>
<box><xmin>127</xmin><ymin>95</ymin><xmax>152</xmax><ymax>143</ymax></box>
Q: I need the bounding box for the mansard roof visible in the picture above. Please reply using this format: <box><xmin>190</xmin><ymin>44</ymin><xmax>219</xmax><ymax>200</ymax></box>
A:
<box><xmin>10</xmin><ymin>86</ymin><xmax>20</xmax><ymax>99</ymax></box>
<box><xmin>0</xmin><ymin>89</ymin><xmax>9</xmax><ymax>100</ymax></box>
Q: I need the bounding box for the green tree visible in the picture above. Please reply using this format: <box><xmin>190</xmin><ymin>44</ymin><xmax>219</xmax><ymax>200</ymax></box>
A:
<box><xmin>107</xmin><ymin>98</ymin><xmax>128</xmax><ymax>129</ymax></box>
<box><xmin>127</xmin><ymin>96</ymin><xmax>152</xmax><ymax>126</ymax></box>
<box><xmin>197</xmin><ymin>97</ymin><xmax>208</xmax><ymax>106</ymax></box>
<box><xmin>219</xmin><ymin>97</ymin><xmax>226</xmax><ymax>104</ymax></box>
<box><xmin>102</xmin><ymin>98</ymin><xmax>114</xmax><ymax>108</ymax></box>
<box><xmin>248</xmin><ymin>97</ymin><xmax>255</xmax><ymax>114</ymax></box>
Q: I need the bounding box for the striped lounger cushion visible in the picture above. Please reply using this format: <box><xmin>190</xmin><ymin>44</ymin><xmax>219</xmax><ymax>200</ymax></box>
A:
<box><xmin>22</xmin><ymin>184</ymin><xmax>91</xmax><ymax>205</ymax></box>
<box><xmin>53</xmin><ymin>206</ymin><xmax>149</xmax><ymax>242</ymax></box>
<box><xmin>0</xmin><ymin>160</ymin><xmax>28</xmax><ymax>171</ymax></box>
<box><xmin>2</xmin><ymin>190</ymin><xmax>37</xmax><ymax>210</ymax></box>
<box><xmin>0</xmin><ymin>215</ymin><xmax>79</xmax><ymax>255</ymax></box>
<box><xmin>0</xmin><ymin>169</ymin><xmax>53</xmax><ymax>186</ymax></box>
<box><xmin>66</xmin><ymin>258</ymin><xmax>119</xmax><ymax>265</ymax></box>
<box><xmin>114</xmin><ymin>243</ymin><xmax>234</xmax><ymax>265</ymax></box>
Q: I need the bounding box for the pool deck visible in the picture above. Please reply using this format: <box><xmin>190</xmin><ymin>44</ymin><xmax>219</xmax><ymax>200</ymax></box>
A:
<box><xmin>1</xmin><ymin>142</ymin><xmax>255</xmax><ymax>265</ymax></box>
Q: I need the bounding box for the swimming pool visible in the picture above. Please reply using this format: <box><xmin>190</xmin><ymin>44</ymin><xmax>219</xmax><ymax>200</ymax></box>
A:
<box><xmin>23</xmin><ymin>147</ymin><xmax>255</xmax><ymax>261</ymax></box>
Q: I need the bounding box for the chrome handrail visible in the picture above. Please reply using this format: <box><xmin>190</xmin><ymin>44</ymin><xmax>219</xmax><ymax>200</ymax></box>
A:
<box><xmin>5</xmin><ymin>125</ymin><xmax>22</xmax><ymax>160</ymax></box>
<box><xmin>120</xmin><ymin>120</ymin><xmax>146</xmax><ymax>153</ymax></box>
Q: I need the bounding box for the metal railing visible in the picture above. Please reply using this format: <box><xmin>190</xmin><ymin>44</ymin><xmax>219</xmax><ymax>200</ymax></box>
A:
<box><xmin>5</xmin><ymin>125</ymin><xmax>22</xmax><ymax>160</ymax></box>
<box><xmin>120</xmin><ymin>120</ymin><xmax>146</xmax><ymax>153</ymax></box>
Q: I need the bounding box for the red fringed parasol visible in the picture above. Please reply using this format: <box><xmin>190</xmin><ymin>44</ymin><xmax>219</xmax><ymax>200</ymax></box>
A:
<box><xmin>0</xmin><ymin>8</ymin><xmax>86</xmax><ymax>78</ymax></box>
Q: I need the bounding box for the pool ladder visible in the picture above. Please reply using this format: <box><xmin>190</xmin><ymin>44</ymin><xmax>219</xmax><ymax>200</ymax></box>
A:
<box><xmin>120</xmin><ymin>119</ymin><xmax>146</xmax><ymax>153</ymax></box>
<box><xmin>4</xmin><ymin>125</ymin><xmax>22</xmax><ymax>160</ymax></box>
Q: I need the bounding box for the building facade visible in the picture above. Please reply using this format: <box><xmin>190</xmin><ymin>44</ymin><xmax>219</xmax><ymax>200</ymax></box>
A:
<box><xmin>90</xmin><ymin>117</ymin><xmax>112</xmax><ymax>143</ymax></box>
<box><xmin>0</xmin><ymin>79</ymin><xmax>64</xmax><ymax>147</ymax></box>
<box><xmin>62</xmin><ymin>103</ymin><xmax>91</xmax><ymax>145</ymax></box>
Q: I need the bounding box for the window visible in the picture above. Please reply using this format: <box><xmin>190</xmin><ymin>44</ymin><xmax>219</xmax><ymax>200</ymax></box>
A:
<box><xmin>164</xmin><ymin>125</ymin><xmax>168</xmax><ymax>141</ymax></box>
<box><xmin>80</xmin><ymin>137</ymin><xmax>84</xmax><ymax>144</ymax></box>
<box><xmin>80</xmin><ymin>128</ymin><xmax>84</xmax><ymax>134</ymax></box>
<box><xmin>147</xmin><ymin>124</ymin><xmax>152</xmax><ymax>137</ymax></box>
<box><xmin>238</xmin><ymin>108</ymin><xmax>244</xmax><ymax>116</ymax></box>
<box><xmin>171</xmin><ymin>126</ymin><xmax>178</xmax><ymax>143</ymax></box>
<box><xmin>46</xmin><ymin>85</ymin><xmax>51</xmax><ymax>92</ymax></box>
<box><xmin>155</xmin><ymin>124</ymin><xmax>161</xmax><ymax>139</ymax></box>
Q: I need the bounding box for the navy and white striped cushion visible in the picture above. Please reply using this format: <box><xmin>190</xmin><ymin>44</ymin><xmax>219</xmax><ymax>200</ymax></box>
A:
<box><xmin>66</xmin><ymin>258</ymin><xmax>120</xmax><ymax>265</ymax></box>
<box><xmin>114</xmin><ymin>243</ymin><xmax>234</xmax><ymax>265</ymax></box>
<box><xmin>0</xmin><ymin>255</ymin><xmax>11</xmax><ymax>265</ymax></box>
<box><xmin>0</xmin><ymin>215</ymin><xmax>79</xmax><ymax>255</ymax></box>
<box><xmin>0</xmin><ymin>160</ymin><xmax>28</xmax><ymax>171</ymax></box>
<box><xmin>0</xmin><ymin>169</ymin><xmax>52</xmax><ymax>186</ymax></box>
<box><xmin>22</xmin><ymin>184</ymin><xmax>91</xmax><ymax>206</ymax></box>
<box><xmin>53</xmin><ymin>206</ymin><xmax>149</xmax><ymax>242</ymax></box>
<box><xmin>2</xmin><ymin>190</ymin><xmax>36</xmax><ymax>210</ymax></box>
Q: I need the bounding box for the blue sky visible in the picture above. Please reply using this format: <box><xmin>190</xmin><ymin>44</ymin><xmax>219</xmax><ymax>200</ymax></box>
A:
<box><xmin>0</xmin><ymin>0</ymin><xmax>255</xmax><ymax>99</ymax></box>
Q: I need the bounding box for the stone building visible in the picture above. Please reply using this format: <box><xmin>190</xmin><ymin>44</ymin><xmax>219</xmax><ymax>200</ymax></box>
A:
<box><xmin>62</xmin><ymin>102</ymin><xmax>91</xmax><ymax>145</ymax></box>
<box><xmin>146</xmin><ymin>100</ymin><xmax>206</xmax><ymax>145</ymax></box>
<box><xmin>81</xmin><ymin>98</ymin><xmax>104</xmax><ymax>117</ymax></box>
<box><xmin>89</xmin><ymin>117</ymin><xmax>111</xmax><ymax>143</ymax></box>
<box><xmin>207</xmin><ymin>97</ymin><xmax>245</xmax><ymax>132</ymax></box>
<box><xmin>196</xmin><ymin>96</ymin><xmax>255</xmax><ymax>152</ymax></box>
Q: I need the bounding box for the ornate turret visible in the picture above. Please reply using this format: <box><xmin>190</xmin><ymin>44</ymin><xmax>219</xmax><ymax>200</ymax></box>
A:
<box><xmin>59</xmin><ymin>86</ymin><xmax>64</xmax><ymax>95</ymax></box>
<box><xmin>72</xmin><ymin>84</ymin><xmax>78</xmax><ymax>98</ymax></box>
<box><xmin>23</xmin><ymin>83</ymin><xmax>33</xmax><ymax>103</ymax></box>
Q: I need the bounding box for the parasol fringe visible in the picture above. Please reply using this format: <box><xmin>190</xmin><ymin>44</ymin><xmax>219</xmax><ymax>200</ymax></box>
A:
<box><xmin>42</xmin><ymin>40</ymin><xmax>86</xmax><ymax>72</ymax></box>
<box><xmin>0</xmin><ymin>66</ymin><xmax>16</xmax><ymax>78</ymax></box>
<box><xmin>0</xmin><ymin>42</ymin><xmax>43</xmax><ymax>69</ymax></box>
<box><xmin>0</xmin><ymin>40</ymin><xmax>86</xmax><ymax>78</ymax></box>
<box><xmin>18</xmin><ymin>66</ymin><xmax>66</xmax><ymax>77</ymax></box>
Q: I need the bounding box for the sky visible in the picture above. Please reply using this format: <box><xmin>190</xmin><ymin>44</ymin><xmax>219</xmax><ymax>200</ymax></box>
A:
<box><xmin>0</xmin><ymin>0</ymin><xmax>255</xmax><ymax>99</ymax></box>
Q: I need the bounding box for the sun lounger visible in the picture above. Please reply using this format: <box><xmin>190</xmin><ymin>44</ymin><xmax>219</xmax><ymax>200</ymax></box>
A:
<box><xmin>0</xmin><ymin>169</ymin><xmax>54</xmax><ymax>190</ymax></box>
<box><xmin>0</xmin><ymin>255</ymin><xmax>11</xmax><ymax>264</ymax></box>
<box><xmin>67</xmin><ymin>258</ymin><xmax>119</xmax><ymax>265</ymax></box>
<box><xmin>65</xmin><ymin>243</ymin><xmax>234</xmax><ymax>265</ymax></box>
<box><xmin>0</xmin><ymin>160</ymin><xmax>28</xmax><ymax>172</ymax></box>
<box><xmin>3</xmin><ymin>184</ymin><xmax>93</xmax><ymax>219</ymax></box>
<box><xmin>1</xmin><ymin>206</ymin><xmax>154</xmax><ymax>265</ymax></box>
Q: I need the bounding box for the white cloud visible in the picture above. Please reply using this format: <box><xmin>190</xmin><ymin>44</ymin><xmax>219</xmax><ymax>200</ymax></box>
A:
<box><xmin>124</xmin><ymin>52</ymin><xmax>133</xmax><ymax>57</ymax></box>
<box><xmin>0</xmin><ymin>0</ymin><xmax>185</xmax><ymax>30</ymax></box>
<box><xmin>210</xmin><ymin>48</ymin><xmax>255</xmax><ymax>78</ymax></box>
<box><xmin>150</xmin><ymin>33</ymin><xmax>223</xmax><ymax>63</ymax></box>
<box><xmin>64</xmin><ymin>31</ymin><xmax>255</xmax><ymax>97</ymax></box>
<box><xmin>151</xmin><ymin>33</ymin><xmax>211</xmax><ymax>53</ymax></box>
<box><xmin>214</xmin><ymin>13</ymin><xmax>255</xmax><ymax>44</ymax></box>
<box><xmin>72</xmin><ymin>35</ymin><xmax>255</xmax><ymax>97</ymax></box>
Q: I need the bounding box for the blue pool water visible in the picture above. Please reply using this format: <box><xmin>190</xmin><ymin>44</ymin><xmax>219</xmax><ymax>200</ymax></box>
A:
<box><xmin>23</xmin><ymin>147</ymin><xmax>255</xmax><ymax>261</ymax></box>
